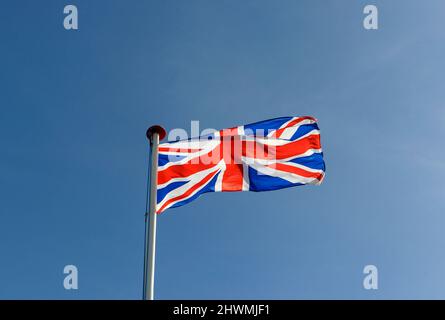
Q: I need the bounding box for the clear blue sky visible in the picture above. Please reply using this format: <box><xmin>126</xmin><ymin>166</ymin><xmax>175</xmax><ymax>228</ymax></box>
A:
<box><xmin>1</xmin><ymin>0</ymin><xmax>445</xmax><ymax>299</ymax></box>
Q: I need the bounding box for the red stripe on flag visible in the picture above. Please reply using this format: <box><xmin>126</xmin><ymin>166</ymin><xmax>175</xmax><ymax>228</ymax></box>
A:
<box><xmin>243</xmin><ymin>133</ymin><xmax>321</xmax><ymax>160</ymax></box>
<box><xmin>219</xmin><ymin>127</ymin><xmax>239</xmax><ymax>137</ymax></box>
<box><xmin>158</xmin><ymin>161</ymin><xmax>217</xmax><ymax>185</ymax></box>
<box><xmin>221</xmin><ymin>164</ymin><xmax>243</xmax><ymax>191</ymax></box>
<box><xmin>271</xmin><ymin>116</ymin><xmax>316</xmax><ymax>138</ymax></box>
<box><xmin>159</xmin><ymin>147</ymin><xmax>202</xmax><ymax>153</ymax></box>
<box><xmin>268</xmin><ymin>163</ymin><xmax>324</xmax><ymax>180</ymax></box>
<box><xmin>220</xmin><ymin>134</ymin><xmax>243</xmax><ymax>191</ymax></box>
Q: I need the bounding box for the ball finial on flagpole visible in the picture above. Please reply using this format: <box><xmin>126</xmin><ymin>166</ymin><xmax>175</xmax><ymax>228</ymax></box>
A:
<box><xmin>146</xmin><ymin>125</ymin><xmax>166</xmax><ymax>142</ymax></box>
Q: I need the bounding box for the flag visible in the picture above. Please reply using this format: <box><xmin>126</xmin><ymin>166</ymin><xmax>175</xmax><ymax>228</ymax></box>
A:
<box><xmin>155</xmin><ymin>116</ymin><xmax>325</xmax><ymax>213</ymax></box>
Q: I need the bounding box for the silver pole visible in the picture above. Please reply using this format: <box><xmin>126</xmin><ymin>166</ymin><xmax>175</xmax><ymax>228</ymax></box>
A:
<box><xmin>143</xmin><ymin>126</ymin><xmax>165</xmax><ymax>300</ymax></box>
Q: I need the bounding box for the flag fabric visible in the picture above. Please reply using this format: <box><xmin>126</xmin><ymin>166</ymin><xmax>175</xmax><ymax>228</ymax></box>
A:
<box><xmin>155</xmin><ymin>116</ymin><xmax>325</xmax><ymax>213</ymax></box>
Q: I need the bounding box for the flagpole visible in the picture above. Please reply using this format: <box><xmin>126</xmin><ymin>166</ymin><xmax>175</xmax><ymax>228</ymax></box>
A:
<box><xmin>143</xmin><ymin>125</ymin><xmax>166</xmax><ymax>300</ymax></box>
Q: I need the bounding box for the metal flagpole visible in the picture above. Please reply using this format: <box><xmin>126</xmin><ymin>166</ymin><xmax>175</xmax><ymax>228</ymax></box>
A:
<box><xmin>143</xmin><ymin>125</ymin><xmax>166</xmax><ymax>300</ymax></box>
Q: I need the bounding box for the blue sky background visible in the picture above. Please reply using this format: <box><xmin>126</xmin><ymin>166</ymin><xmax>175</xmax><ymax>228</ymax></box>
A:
<box><xmin>1</xmin><ymin>0</ymin><xmax>445</xmax><ymax>299</ymax></box>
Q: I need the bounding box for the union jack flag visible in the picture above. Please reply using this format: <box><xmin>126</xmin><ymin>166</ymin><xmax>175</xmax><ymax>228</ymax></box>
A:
<box><xmin>155</xmin><ymin>116</ymin><xmax>325</xmax><ymax>213</ymax></box>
